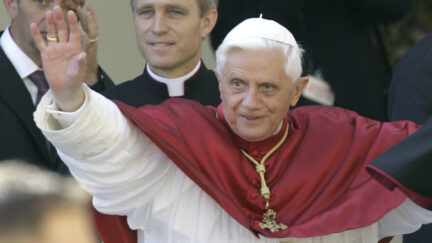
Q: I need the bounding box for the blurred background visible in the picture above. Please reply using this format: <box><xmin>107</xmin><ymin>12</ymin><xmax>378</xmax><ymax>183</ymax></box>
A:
<box><xmin>0</xmin><ymin>0</ymin><xmax>216</xmax><ymax>84</ymax></box>
<box><xmin>381</xmin><ymin>0</ymin><xmax>432</xmax><ymax>67</ymax></box>
<box><xmin>1</xmin><ymin>0</ymin><xmax>430</xmax><ymax>84</ymax></box>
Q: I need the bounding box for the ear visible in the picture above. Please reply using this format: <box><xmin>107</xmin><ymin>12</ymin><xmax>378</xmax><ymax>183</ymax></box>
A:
<box><xmin>200</xmin><ymin>9</ymin><xmax>218</xmax><ymax>38</ymax></box>
<box><xmin>4</xmin><ymin>0</ymin><xmax>18</xmax><ymax>19</ymax></box>
<box><xmin>290</xmin><ymin>76</ymin><xmax>308</xmax><ymax>107</ymax></box>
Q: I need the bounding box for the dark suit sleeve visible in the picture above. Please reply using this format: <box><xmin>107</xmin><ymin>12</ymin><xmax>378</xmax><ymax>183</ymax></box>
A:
<box><xmin>388</xmin><ymin>33</ymin><xmax>432</xmax><ymax>124</ymax></box>
<box><xmin>367</xmin><ymin>116</ymin><xmax>432</xmax><ymax>202</ymax></box>
<box><xmin>89</xmin><ymin>66</ymin><xmax>115</xmax><ymax>92</ymax></box>
<box><xmin>386</xmin><ymin>32</ymin><xmax>432</xmax><ymax>243</ymax></box>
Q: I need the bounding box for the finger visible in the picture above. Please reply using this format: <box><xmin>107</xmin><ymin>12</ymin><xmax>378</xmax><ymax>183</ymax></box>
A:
<box><xmin>76</xmin><ymin>5</ymin><xmax>83</xmax><ymax>20</ymax></box>
<box><xmin>77</xmin><ymin>6</ymin><xmax>88</xmax><ymax>33</ymax></box>
<box><xmin>30</xmin><ymin>23</ymin><xmax>46</xmax><ymax>52</ymax></box>
<box><xmin>86</xmin><ymin>4</ymin><xmax>97</xmax><ymax>25</ymax></box>
<box><xmin>53</xmin><ymin>6</ymin><xmax>68</xmax><ymax>43</ymax></box>
<box><xmin>67</xmin><ymin>11</ymin><xmax>81</xmax><ymax>46</ymax></box>
<box><xmin>86</xmin><ymin>4</ymin><xmax>98</xmax><ymax>38</ymax></box>
<box><xmin>79</xmin><ymin>26</ymin><xmax>89</xmax><ymax>49</ymax></box>
<box><xmin>68</xmin><ymin>11</ymin><xmax>81</xmax><ymax>42</ymax></box>
<box><xmin>46</xmin><ymin>10</ymin><xmax>57</xmax><ymax>45</ymax></box>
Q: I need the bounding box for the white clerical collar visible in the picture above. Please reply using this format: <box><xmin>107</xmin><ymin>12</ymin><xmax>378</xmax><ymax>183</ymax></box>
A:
<box><xmin>146</xmin><ymin>61</ymin><xmax>201</xmax><ymax>97</ymax></box>
<box><xmin>0</xmin><ymin>26</ymin><xmax>39</xmax><ymax>79</ymax></box>
<box><xmin>273</xmin><ymin>121</ymin><xmax>283</xmax><ymax>135</ymax></box>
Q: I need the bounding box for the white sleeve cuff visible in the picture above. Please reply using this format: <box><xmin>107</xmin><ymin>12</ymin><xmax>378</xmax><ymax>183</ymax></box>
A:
<box><xmin>46</xmin><ymin>86</ymin><xmax>89</xmax><ymax>128</ymax></box>
<box><xmin>36</xmin><ymin>84</ymin><xmax>91</xmax><ymax>129</ymax></box>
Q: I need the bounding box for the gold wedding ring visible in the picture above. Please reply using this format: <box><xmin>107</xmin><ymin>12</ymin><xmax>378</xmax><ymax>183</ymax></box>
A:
<box><xmin>89</xmin><ymin>37</ymin><xmax>98</xmax><ymax>43</ymax></box>
<box><xmin>46</xmin><ymin>36</ymin><xmax>58</xmax><ymax>42</ymax></box>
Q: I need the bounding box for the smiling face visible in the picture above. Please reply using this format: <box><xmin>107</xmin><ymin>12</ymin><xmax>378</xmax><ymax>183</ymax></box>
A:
<box><xmin>218</xmin><ymin>48</ymin><xmax>307</xmax><ymax>142</ymax></box>
<box><xmin>132</xmin><ymin>0</ymin><xmax>216</xmax><ymax>78</ymax></box>
<box><xmin>4</xmin><ymin>0</ymin><xmax>83</xmax><ymax>66</ymax></box>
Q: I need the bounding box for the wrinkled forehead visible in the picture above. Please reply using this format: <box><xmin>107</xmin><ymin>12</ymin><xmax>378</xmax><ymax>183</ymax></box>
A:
<box><xmin>221</xmin><ymin>48</ymin><xmax>289</xmax><ymax>80</ymax></box>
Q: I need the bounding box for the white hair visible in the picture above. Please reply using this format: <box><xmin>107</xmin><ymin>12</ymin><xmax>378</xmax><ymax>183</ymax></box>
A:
<box><xmin>215</xmin><ymin>37</ymin><xmax>304</xmax><ymax>82</ymax></box>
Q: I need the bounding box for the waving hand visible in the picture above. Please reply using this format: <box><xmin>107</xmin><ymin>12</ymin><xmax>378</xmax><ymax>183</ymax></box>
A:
<box><xmin>31</xmin><ymin>6</ymin><xmax>86</xmax><ymax>112</ymax></box>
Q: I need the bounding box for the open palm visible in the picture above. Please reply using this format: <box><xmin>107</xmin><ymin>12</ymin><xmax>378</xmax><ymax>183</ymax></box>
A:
<box><xmin>31</xmin><ymin>6</ymin><xmax>87</xmax><ymax>111</ymax></box>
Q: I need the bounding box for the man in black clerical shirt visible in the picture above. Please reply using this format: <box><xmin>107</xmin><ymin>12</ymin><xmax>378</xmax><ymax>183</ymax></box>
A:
<box><xmin>103</xmin><ymin>0</ymin><xmax>220</xmax><ymax>108</ymax></box>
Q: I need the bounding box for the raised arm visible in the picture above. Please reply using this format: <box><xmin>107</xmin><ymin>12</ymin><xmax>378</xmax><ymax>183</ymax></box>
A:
<box><xmin>31</xmin><ymin>6</ymin><xmax>181</xmax><ymax>218</ymax></box>
<box><xmin>31</xmin><ymin>6</ymin><xmax>86</xmax><ymax>112</ymax></box>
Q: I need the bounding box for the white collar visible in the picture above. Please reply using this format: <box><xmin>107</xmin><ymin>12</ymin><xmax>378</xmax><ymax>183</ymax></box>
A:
<box><xmin>273</xmin><ymin>121</ymin><xmax>283</xmax><ymax>135</ymax></box>
<box><xmin>0</xmin><ymin>26</ymin><xmax>40</xmax><ymax>79</ymax></box>
<box><xmin>146</xmin><ymin>61</ymin><xmax>201</xmax><ymax>97</ymax></box>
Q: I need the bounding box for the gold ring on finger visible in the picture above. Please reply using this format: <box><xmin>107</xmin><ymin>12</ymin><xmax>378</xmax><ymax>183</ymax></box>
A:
<box><xmin>47</xmin><ymin>36</ymin><xmax>58</xmax><ymax>42</ymax></box>
<box><xmin>89</xmin><ymin>37</ymin><xmax>98</xmax><ymax>43</ymax></box>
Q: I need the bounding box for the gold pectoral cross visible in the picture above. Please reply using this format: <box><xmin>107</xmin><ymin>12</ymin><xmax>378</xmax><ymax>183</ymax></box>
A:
<box><xmin>259</xmin><ymin>208</ymin><xmax>288</xmax><ymax>232</ymax></box>
<box><xmin>241</xmin><ymin>124</ymin><xmax>290</xmax><ymax>233</ymax></box>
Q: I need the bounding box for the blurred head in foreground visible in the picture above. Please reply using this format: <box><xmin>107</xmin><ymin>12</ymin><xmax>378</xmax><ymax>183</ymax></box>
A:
<box><xmin>0</xmin><ymin>160</ymin><xmax>97</xmax><ymax>243</ymax></box>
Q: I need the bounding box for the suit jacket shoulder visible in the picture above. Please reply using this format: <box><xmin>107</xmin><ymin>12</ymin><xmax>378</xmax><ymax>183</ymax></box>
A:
<box><xmin>388</xmin><ymin>32</ymin><xmax>432</xmax><ymax>124</ymax></box>
<box><xmin>0</xmin><ymin>43</ymin><xmax>54</xmax><ymax>169</ymax></box>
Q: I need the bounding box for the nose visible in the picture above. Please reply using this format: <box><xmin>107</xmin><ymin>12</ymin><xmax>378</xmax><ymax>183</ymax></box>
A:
<box><xmin>152</xmin><ymin>13</ymin><xmax>168</xmax><ymax>34</ymax></box>
<box><xmin>242</xmin><ymin>88</ymin><xmax>261</xmax><ymax>109</ymax></box>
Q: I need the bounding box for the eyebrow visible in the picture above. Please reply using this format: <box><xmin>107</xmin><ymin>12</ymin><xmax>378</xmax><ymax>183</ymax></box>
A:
<box><xmin>164</xmin><ymin>4</ymin><xmax>189</xmax><ymax>13</ymax></box>
<box><xmin>259</xmin><ymin>82</ymin><xmax>278</xmax><ymax>88</ymax></box>
<box><xmin>135</xmin><ymin>3</ymin><xmax>190</xmax><ymax>13</ymax></box>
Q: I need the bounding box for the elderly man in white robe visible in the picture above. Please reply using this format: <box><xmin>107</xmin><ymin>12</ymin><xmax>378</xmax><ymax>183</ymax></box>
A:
<box><xmin>32</xmin><ymin>7</ymin><xmax>432</xmax><ymax>243</ymax></box>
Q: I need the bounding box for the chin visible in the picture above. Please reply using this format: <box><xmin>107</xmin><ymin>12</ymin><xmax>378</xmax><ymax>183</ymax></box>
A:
<box><xmin>238</xmin><ymin>132</ymin><xmax>266</xmax><ymax>142</ymax></box>
<box><xmin>236</xmin><ymin>126</ymin><xmax>268</xmax><ymax>141</ymax></box>
<box><xmin>148</xmin><ymin>59</ymin><xmax>173</xmax><ymax>68</ymax></box>
<box><xmin>152</xmin><ymin>59</ymin><xmax>182</xmax><ymax>71</ymax></box>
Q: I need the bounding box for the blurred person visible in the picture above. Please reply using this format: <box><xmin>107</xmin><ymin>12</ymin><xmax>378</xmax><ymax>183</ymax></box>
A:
<box><xmin>0</xmin><ymin>160</ymin><xmax>97</xmax><ymax>243</ymax></box>
<box><xmin>387</xmin><ymin>32</ymin><xmax>432</xmax><ymax>125</ymax></box>
<box><xmin>210</xmin><ymin>0</ymin><xmax>411</xmax><ymax>121</ymax></box>
<box><xmin>32</xmin><ymin>11</ymin><xmax>431</xmax><ymax>243</ymax></box>
<box><xmin>383</xmin><ymin>31</ymin><xmax>432</xmax><ymax>243</ymax></box>
<box><xmin>0</xmin><ymin>0</ymin><xmax>114</xmax><ymax>174</ymax></box>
